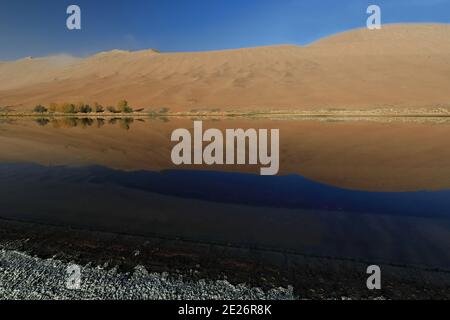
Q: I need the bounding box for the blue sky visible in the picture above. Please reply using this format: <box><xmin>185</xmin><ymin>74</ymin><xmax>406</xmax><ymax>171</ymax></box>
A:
<box><xmin>0</xmin><ymin>0</ymin><xmax>449</xmax><ymax>60</ymax></box>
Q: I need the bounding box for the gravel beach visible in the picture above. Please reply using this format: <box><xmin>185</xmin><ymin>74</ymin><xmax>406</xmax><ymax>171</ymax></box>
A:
<box><xmin>1</xmin><ymin>218</ymin><xmax>450</xmax><ymax>300</ymax></box>
<box><xmin>0</xmin><ymin>249</ymin><xmax>295</xmax><ymax>300</ymax></box>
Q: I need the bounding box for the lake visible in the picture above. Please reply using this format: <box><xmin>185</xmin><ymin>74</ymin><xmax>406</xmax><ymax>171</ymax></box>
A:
<box><xmin>1</xmin><ymin>117</ymin><xmax>450</xmax><ymax>269</ymax></box>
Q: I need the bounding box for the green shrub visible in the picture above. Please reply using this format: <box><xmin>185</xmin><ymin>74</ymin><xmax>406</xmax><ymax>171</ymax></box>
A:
<box><xmin>61</xmin><ymin>103</ymin><xmax>77</xmax><ymax>114</ymax></box>
<box><xmin>117</xmin><ymin>100</ymin><xmax>133</xmax><ymax>113</ymax></box>
<box><xmin>94</xmin><ymin>102</ymin><xmax>104</xmax><ymax>113</ymax></box>
<box><xmin>122</xmin><ymin>105</ymin><xmax>133</xmax><ymax>113</ymax></box>
<box><xmin>107</xmin><ymin>106</ymin><xmax>118</xmax><ymax>113</ymax></box>
<box><xmin>117</xmin><ymin>100</ymin><xmax>128</xmax><ymax>108</ymax></box>
<box><xmin>49</xmin><ymin>103</ymin><xmax>58</xmax><ymax>113</ymax></box>
<box><xmin>75</xmin><ymin>102</ymin><xmax>92</xmax><ymax>113</ymax></box>
<box><xmin>80</xmin><ymin>104</ymin><xmax>92</xmax><ymax>113</ymax></box>
<box><xmin>33</xmin><ymin>105</ymin><xmax>48</xmax><ymax>113</ymax></box>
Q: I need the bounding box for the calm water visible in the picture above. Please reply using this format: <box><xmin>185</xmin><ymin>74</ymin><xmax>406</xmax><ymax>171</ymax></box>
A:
<box><xmin>1</xmin><ymin>117</ymin><xmax>450</xmax><ymax>269</ymax></box>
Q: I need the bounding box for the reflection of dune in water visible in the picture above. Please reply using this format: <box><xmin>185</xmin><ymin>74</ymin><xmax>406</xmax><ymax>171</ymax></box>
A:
<box><xmin>1</xmin><ymin>118</ymin><xmax>450</xmax><ymax>192</ymax></box>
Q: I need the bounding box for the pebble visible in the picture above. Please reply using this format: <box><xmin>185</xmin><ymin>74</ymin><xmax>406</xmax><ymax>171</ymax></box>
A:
<box><xmin>0</xmin><ymin>249</ymin><xmax>296</xmax><ymax>300</ymax></box>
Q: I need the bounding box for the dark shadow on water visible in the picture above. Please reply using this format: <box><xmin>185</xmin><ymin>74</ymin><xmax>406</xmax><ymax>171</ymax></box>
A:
<box><xmin>1</xmin><ymin>163</ymin><xmax>450</xmax><ymax>218</ymax></box>
<box><xmin>1</xmin><ymin>163</ymin><xmax>450</xmax><ymax>269</ymax></box>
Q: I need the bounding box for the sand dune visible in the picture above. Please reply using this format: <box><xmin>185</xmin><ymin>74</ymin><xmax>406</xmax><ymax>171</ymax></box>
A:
<box><xmin>1</xmin><ymin>24</ymin><xmax>450</xmax><ymax>112</ymax></box>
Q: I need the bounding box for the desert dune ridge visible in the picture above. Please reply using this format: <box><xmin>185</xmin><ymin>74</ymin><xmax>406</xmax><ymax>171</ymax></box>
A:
<box><xmin>1</xmin><ymin>23</ymin><xmax>450</xmax><ymax>112</ymax></box>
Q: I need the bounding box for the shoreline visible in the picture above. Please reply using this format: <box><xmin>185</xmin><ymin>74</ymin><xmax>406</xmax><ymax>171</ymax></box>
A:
<box><xmin>3</xmin><ymin>111</ymin><xmax>450</xmax><ymax>125</ymax></box>
<box><xmin>2</xmin><ymin>110</ymin><xmax>450</xmax><ymax>119</ymax></box>
<box><xmin>1</xmin><ymin>217</ymin><xmax>449</xmax><ymax>300</ymax></box>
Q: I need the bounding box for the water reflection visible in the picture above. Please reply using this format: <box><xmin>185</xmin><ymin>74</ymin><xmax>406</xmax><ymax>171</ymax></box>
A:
<box><xmin>2</xmin><ymin>118</ymin><xmax>450</xmax><ymax>192</ymax></box>
<box><xmin>35</xmin><ymin>117</ymin><xmax>138</xmax><ymax>130</ymax></box>
<box><xmin>2</xmin><ymin>118</ymin><xmax>450</xmax><ymax>269</ymax></box>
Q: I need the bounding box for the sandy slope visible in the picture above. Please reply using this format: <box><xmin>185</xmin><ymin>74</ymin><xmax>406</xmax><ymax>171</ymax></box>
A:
<box><xmin>1</xmin><ymin>24</ymin><xmax>450</xmax><ymax>112</ymax></box>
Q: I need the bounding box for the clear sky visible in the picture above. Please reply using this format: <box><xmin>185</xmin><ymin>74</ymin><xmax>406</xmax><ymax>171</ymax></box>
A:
<box><xmin>0</xmin><ymin>0</ymin><xmax>449</xmax><ymax>60</ymax></box>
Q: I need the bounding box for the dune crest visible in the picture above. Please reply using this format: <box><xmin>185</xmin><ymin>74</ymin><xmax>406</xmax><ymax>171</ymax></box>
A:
<box><xmin>1</xmin><ymin>24</ymin><xmax>450</xmax><ymax>112</ymax></box>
